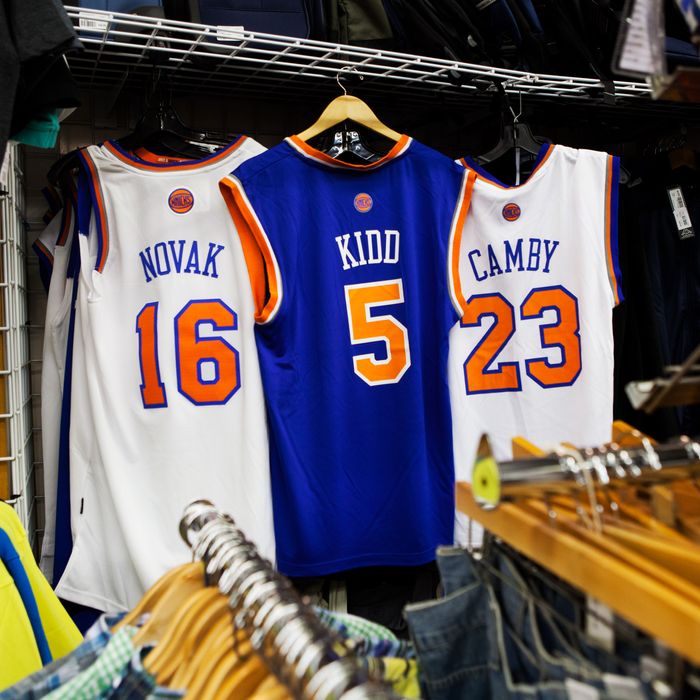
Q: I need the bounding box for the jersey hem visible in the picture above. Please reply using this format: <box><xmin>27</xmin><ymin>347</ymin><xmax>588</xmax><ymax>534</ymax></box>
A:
<box><xmin>277</xmin><ymin>546</ymin><xmax>442</xmax><ymax>577</ymax></box>
<box><xmin>54</xmin><ymin>583</ymin><xmax>128</xmax><ymax>614</ymax></box>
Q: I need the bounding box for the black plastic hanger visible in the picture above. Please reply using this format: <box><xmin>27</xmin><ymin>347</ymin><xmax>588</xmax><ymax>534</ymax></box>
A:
<box><xmin>118</xmin><ymin>72</ymin><xmax>234</xmax><ymax>159</ymax></box>
<box><xmin>474</xmin><ymin>85</ymin><xmax>548</xmax><ymax>165</ymax></box>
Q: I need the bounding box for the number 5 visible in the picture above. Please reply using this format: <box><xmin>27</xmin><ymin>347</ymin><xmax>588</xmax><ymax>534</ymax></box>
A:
<box><xmin>345</xmin><ymin>279</ymin><xmax>411</xmax><ymax>386</ymax></box>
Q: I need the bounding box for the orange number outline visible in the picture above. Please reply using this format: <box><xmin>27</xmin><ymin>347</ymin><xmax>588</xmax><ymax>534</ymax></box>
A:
<box><xmin>344</xmin><ymin>279</ymin><xmax>411</xmax><ymax>386</ymax></box>
<box><xmin>461</xmin><ymin>293</ymin><xmax>521</xmax><ymax>395</ymax></box>
<box><xmin>520</xmin><ymin>285</ymin><xmax>582</xmax><ymax>388</ymax></box>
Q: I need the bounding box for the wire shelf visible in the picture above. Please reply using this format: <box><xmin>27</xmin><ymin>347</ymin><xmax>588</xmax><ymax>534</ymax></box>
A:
<box><xmin>64</xmin><ymin>6</ymin><xmax>653</xmax><ymax>107</ymax></box>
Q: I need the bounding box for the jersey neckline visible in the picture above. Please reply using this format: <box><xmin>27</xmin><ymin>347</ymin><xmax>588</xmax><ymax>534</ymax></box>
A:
<box><xmin>460</xmin><ymin>142</ymin><xmax>556</xmax><ymax>190</ymax></box>
<box><xmin>102</xmin><ymin>135</ymin><xmax>247</xmax><ymax>172</ymax></box>
<box><xmin>285</xmin><ymin>133</ymin><xmax>413</xmax><ymax>170</ymax></box>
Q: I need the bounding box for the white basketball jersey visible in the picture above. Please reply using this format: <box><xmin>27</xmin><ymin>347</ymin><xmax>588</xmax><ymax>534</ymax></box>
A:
<box><xmin>450</xmin><ymin>145</ymin><xmax>622</xmax><ymax>478</ymax></box>
<box><xmin>37</xmin><ymin>203</ymin><xmax>75</xmax><ymax>579</ymax></box>
<box><xmin>55</xmin><ymin>137</ymin><xmax>275</xmax><ymax>611</ymax></box>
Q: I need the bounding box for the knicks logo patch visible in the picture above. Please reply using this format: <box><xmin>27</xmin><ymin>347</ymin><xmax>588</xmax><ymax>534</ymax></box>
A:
<box><xmin>169</xmin><ymin>188</ymin><xmax>194</xmax><ymax>214</ymax></box>
<box><xmin>354</xmin><ymin>193</ymin><xmax>373</xmax><ymax>213</ymax></box>
<box><xmin>502</xmin><ymin>202</ymin><xmax>521</xmax><ymax>222</ymax></box>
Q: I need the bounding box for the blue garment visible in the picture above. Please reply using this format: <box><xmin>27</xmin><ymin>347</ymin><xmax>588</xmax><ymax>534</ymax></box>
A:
<box><xmin>52</xmin><ymin>171</ymin><xmax>86</xmax><ymax>590</ymax></box>
<box><xmin>405</xmin><ymin>547</ymin><xmax>656</xmax><ymax>700</ymax></box>
<box><xmin>0</xmin><ymin>529</ymin><xmax>52</xmax><ymax>666</ymax></box>
<box><xmin>222</xmin><ymin>137</ymin><xmax>472</xmax><ymax>577</ymax></box>
<box><xmin>0</xmin><ymin>614</ymin><xmax>122</xmax><ymax>700</ymax></box>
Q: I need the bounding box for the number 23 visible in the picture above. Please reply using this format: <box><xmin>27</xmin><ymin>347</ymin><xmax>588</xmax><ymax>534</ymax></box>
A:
<box><xmin>462</xmin><ymin>285</ymin><xmax>582</xmax><ymax>394</ymax></box>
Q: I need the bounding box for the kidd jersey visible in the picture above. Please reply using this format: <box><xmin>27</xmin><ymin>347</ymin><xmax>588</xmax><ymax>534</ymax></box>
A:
<box><xmin>450</xmin><ymin>144</ymin><xmax>622</xmax><ymax>475</ymax></box>
<box><xmin>56</xmin><ymin>137</ymin><xmax>275</xmax><ymax>611</ymax></box>
<box><xmin>220</xmin><ymin>136</ymin><xmax>475</xmax><ymax>576</ymax></box>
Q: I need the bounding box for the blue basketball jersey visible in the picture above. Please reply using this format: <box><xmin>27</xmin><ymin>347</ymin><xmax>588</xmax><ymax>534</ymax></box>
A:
<box><xmin>221</xmin><ymin>136</ymin><xmax>475</xmax><ymax>576</ymax></box>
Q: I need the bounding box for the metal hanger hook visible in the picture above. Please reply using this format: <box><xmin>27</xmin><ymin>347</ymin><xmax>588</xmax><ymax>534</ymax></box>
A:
<box><xmin>336</xmin><ymin>66</ymin><xmax>364</xmax><ymax>96</ymax></box>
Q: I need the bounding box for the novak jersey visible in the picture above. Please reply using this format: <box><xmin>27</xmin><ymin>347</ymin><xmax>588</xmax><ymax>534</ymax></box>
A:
<box><xmin>220</xmin><ymin>136</ymin><xmax>475</xmax><ymax>576</ymax></box>
<box><xmin>450</xmin><ymin>144</ymin><xmax>622</xmax><ymax>474</ymax></box>
<box><xmin>56</xmin><ymin>137</ymin><xmax>275</xmax><ymax>611</ymax></box>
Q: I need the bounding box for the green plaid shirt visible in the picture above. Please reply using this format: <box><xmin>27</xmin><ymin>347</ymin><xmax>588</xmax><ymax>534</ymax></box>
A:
<box><xmin>314</xmin><ymin>608</ymin><xmax>398</xmax><ymax>642</ymax></box>
<box><xmin>44</xmin><ymin>626</ymin><xmax>137</xmax><ymax>700</ymax></box>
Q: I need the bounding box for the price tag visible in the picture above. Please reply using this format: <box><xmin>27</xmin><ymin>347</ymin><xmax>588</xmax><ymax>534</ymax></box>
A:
<box><xmin>667</xmin><ymin>186</ymin><xmax>695</xmax><ymax>240</ymax></box>
<box><xmin>566</xmin><ymin>678</ymin><xmax>601</xmax><ymax>700</ymax></box>
<box><xmin>586</xmin><ymin>596</ymin><xmax>614</xmax><ymax>653</ymax></box>
<box><xmin>78</xmin><ymin>11</ymin><xmax>112</xmax><ymax>32</ymax></box>
<box><xmin>615</xmin><ymin>0</ymin><xmax>665</xmax><ymax>77</ymax></box>
<box><xmin>217</xmin><ymin>26</ymin><xmax>246</xmax><ymax>41</ymax></box>
<box><xmin>602</xmin><ymin>673</ymin><xmax>644</xmax><ymax>700</ymax></box>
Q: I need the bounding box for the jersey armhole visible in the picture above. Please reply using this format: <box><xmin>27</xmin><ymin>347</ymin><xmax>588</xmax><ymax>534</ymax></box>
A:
<box><xmin>447</xmin><ymin>169</ymin><xmax>477</xmax><ymax>317</ymax></box>
<box><xmin>77</xmin><ymin>149</ymin><xmax>109</xmax><ymax>273</ymax></box>
<box><xmin>604</xmin><ymin>155</ymin><xmax>623</xmax><ymax>306</ymax></box>
<box><xmin>219</xmin><ymin>175</ymin><xmax>283</xmax><ymax>324</ymax></box>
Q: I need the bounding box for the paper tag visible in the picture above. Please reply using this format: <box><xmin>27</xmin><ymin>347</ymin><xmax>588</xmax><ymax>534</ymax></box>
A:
<box><xmin>615</xmin><ymin>0</ymin><xmax>665</xmax><ymax>77</ymax></box>
<box><xmin>566</xmin><ymin>678</ymin><xmax>601</xmax><ymax>700</ymax></box>
<box><xmin>602</xmin><ymin>673</ymin><xmax>645</xmax><ymax>700</ymax></box>
<box><xmin>585</xmin><ymin>597</ymin><xmax>614</xmax><ymax>653</ymax></box>
<box><xmin>216</xmin><ymin>25</ymin><xmax>245</xmax><ymax>41</ymax></box>
<box><xmin>78</xmin><ymin>11</ymin><xmax>112</xmax><ymax>32</ymax></box>
<box><xmin>667</xmin><ymin>186</ymin><xmax>695</xmax><ymax>239</ymax></box>
<box><xmin>640</xmin><ymin>653</ymin><xmax>666</xmax><ymax>681</ymax></box>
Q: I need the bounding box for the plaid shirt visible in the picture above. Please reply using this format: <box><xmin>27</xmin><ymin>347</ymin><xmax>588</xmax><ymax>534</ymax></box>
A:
<box><xmin>106</xmin><ymin>646</ymin><xmax>184</xmax><ymax>700</ymax></box>
<box><xmin>0</xmin><ymin>615</ymin><xmax>122</xmax><ymax>700</ymax></box>
<box><xmin>44</xmin><ymin>626</ymin><xmax>137</xmax><ymax>700</ymax></box>
<box><xmin>314</xmin><ymin>608</ymin><xmax>398</xmax><ymax>642</ymax></box>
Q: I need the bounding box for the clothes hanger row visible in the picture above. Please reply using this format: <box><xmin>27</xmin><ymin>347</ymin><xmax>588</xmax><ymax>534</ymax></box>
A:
<box><xmin>457</xmin><ymin>423</ymin><xmax>700</xmax><ymax>665</ymax></box>
<box><xmin>471</xmin><ymin>430</ymin><xmax>700</xmax><ymax>511</ymax></box>
<box><xmin>113</xmin><ymin>500</ymin><xmax>404</xmax><ymax>700</ymax></box>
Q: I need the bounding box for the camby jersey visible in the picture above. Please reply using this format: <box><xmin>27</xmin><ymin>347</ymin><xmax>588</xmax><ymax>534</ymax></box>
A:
<box><xmin>450</xmin><ymin>144</ymin><xmax>622</xmax><ymax>477</ymax></box>
<box><xmin>221</xmin><ymin>136</ymin><xmax>475</xmax><ymax>576</ymax></box>
<box><xmin>55</xmin><ymin>137</ymin><xmax>275</xmax><ymax>611</ymax></box>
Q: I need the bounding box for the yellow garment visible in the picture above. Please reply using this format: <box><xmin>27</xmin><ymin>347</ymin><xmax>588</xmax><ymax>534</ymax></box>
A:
<box><xmin>0</xmin><ymin>503</ymin><xmax>82</xmax><ymax>659</ymax></box>
<box><xmin>377</xmin><ymin>658</ymin><xmax>421</xmax><ymax>698</ymax></box>
<box><xmin>0</xmin><ymin>558</ymin><xmax>42</xmax><ymax>689</ymax></box>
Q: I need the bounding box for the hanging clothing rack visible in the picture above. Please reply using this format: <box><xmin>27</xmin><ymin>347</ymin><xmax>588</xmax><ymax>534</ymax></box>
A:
<box><xmin>470</xmin><ymin>433</ymin><xmax>700</xmax><ymax>510</ymax></box>
<box><xmin>179</xmin><ymin>500</ymin><xmax>405</xmax><ymax>700</ymax></box>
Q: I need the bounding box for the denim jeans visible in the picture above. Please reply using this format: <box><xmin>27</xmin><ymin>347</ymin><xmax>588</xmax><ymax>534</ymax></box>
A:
<box><xmin>405</xmin><ymin>547</ymin><xmax>654</xmax><ymax>700</ymax></box>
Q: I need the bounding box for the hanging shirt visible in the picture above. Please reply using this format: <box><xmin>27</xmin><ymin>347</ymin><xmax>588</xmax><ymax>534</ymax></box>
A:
<box><xmin>0</xmin><ymin>559</ymin><xmax>43</xmax><ymax>691</ymax></box>
<box><xmin>56</xmin><ymin>137</ymin><xmax>275</xmax><ymax>612</ymax></box>
<box><xmin>0</xmin><ymin>528</ymin><xmax>51</xmax><ymax>664</ymax></box>
<box><xmin>220</xmin><ymin>136</ymin><xmax>475</xmax><ymax>576</ymax></box>
<box><xmin>0</xmin><ymin>503</ymin><xmax>82</xmax><ymax>660</ymax></box>
<box><xmin>450</xmin><ymin>145</ymin><xmax>621</xmax><ymax>475</ymax></box>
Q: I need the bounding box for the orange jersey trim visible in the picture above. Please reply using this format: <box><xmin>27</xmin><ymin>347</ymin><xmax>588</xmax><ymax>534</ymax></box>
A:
<box><xmin>33</xmin><ymin>239</ymin><xmax>54</xmax><ymax>266</ymax></box>
<box><xmin>604</xmin><ymin>155</ymin><xmax>620</xmax><ymax>305</ymax></box>
<box><xmin>80</xmin><ymin>151</ymin><xmax>110</xmax><ymax>273</ymax></box>
<box><xmin>56</xmin><ymin>202</ymin><xmax>72</xmax><ymax>247</ymax></box>
<box><xmin>448</xmin><ymin>169</ymin><xmax>476</xmax><ymax>316</ymax></box>
<box><xmin>103</xmin><ymin>136</ymin><xmax>247</xmax><ymax>172</ymax></box>
<box><xmin>220</xmin><ymin>176</ymin><xmax>282</xmax><ymax>324</ymax></box>
<box><xmin>286</xmin><ymin>134</ymin><xmax>412</xmax><ymax>170</ymax></box>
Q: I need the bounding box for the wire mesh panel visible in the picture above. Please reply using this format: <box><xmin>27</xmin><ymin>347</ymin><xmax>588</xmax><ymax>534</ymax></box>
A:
<box><xmin>0</xmin><ymin>145</ymin><xmax>35</xmax><ymax>537</ymax></box>
<box><xmin>63</xmin><ymin>5</ymin><xmax>653</xmax><ymax>106</ymax></box>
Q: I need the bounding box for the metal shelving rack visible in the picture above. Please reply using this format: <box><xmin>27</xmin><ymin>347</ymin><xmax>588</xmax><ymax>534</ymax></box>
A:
<box><xmin>0</xmin><ymin>145</ymin><xmax>34</xmax><ymax>536</ymax></box>
<box><xmin>63</xmin><ymin>5</ymin><xmax>653</xmax><ymax>106</ymax></box>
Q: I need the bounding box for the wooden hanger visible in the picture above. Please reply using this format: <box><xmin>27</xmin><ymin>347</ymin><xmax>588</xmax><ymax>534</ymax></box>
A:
<box><xmin>169</xmin><ymin>616</ymin><xmax>233</xmax><ymax>690</ymax></box>
<box><xmin>132</xmin><ymin>564</ymin><xmax>206</xmax><ymax>647</ymax></box>
<box><xmin>184</xmin><ymin>628</ymin><xmax>253</xmax><ymax>698</ymax></box>
<box><xmin>144</xmin><ymin>587</ymin><xmax>225</xmax><ymax>679</ymax></box>
<box><xmin>459</xmin><ymin>431</ymin><xmax>700</xmax><ymax>664</ymax></box>
<box><xmin>113</xmin><ymin>561</ymin><xmax>204</xmax><ymax>631</ymax></box>
<box><xmin>297</xmin><ymin>69</ymin><xmax>401</xmax><ymax>143</ymax></box>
